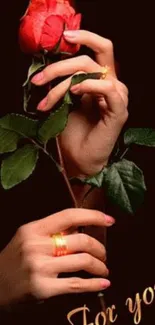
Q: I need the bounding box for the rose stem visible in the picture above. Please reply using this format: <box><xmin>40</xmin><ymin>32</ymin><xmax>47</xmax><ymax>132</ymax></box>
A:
<box><xmin>45</xmin><ymin>58</ymin><xmax>79</xmax><ymax>209</ymax></box>
<box><xmin>56</xmin><ymin>136</ymin><xmax>78</xmax><ymax>208</ymax></box>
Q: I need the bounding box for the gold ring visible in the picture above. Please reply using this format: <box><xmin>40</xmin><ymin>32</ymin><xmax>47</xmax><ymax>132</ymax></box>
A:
<box><xmin>100</xmin><ymin>65</ymin><xmax>110</xmax><ymax>80</ymax></box>
<box><xmin>52</xmin><ymin>233</ymin><xmax>68</xmax><ymax>257</ymax></box>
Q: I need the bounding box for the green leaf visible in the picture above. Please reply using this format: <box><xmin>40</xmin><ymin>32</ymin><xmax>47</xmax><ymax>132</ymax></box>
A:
<box><xmin>23</xmin><ymin>58</ymin><xmax>45</xmax><ymax>87</ymax></box>
<box><xmin>64</xmin><ymin>72</ymin><xmax>103</xmax><ymax>106</ymax></box>
<box><xmin>1</xmin><ymin>144</ymin><xmax>39</xmax><ymax>190</ymax></box>
<box><xmin>81</xmin><ymin>169</ymin><xmax>106</xmax><ymax>188</ymax></box>
<box><xmin>103</xmin><ymin>159</ymin><xmax>146</xmax><ymax>214</ymax></box>
<box><xmin>23</xmin><ymin>57</ymin><xmax>45</xmax><ymax>112</ymax></box>
<box><xmin>0</xmin><ymin>114</ymin><xmax>38</xmax><ymax>138</ymax></box>
<box><xmin>38</xmin><ymin>103</ymin><xmax>69</xmax><ymax>143</ymax></box>
<box><xmin>0</xmin><ymin>127</ymin><xmax>20</xmax><ymax>154</ymax></box>
<box><xmin>71</xmin><ymin>72</ymin><xmax>103</xmax><ymax>87</ymax></box>
<box><xmin>64</xmin><ymin>91</ymin><xmax>72</xmax><ymax>105</ymax></box>
<box><xmin>124</xmin><ymin>128</ymin><xmax>155</xmax><ymax>147</ymax></box>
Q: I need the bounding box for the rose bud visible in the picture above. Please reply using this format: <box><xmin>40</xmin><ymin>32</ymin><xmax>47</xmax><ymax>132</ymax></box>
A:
<box><xmin>19</xmin><ymin>0</ymin><xmax>81</xmax><ymax>55</ymax></box>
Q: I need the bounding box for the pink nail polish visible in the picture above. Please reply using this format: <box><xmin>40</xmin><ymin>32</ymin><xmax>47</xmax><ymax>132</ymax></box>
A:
<box><xmin>31</xmin><ymin>71</ymin><xmax>44</xmax><ymax>83</ymax></box>
<box><xmin>37</xmin><ymin>97</ymin><xmax>48</xmax><ymax>110</ymax></box>
<box><xmin>70</xmin><ymin>84</ymin><xmax>80</xmax><ymax>92</ymax></box>
<box><xmin>63</xmin><ymin>30</ymin><xmax>79</xmax><ymax>38</ymax></box>
<box><xmin>104</xmin><ymin>215</ymin><xmax>115</xmax><ymax>225</ymax></box>
<box><xmin>100</xmin><ymin>279</ymin><xmax>111</xmax><ymax>289</ymax></box>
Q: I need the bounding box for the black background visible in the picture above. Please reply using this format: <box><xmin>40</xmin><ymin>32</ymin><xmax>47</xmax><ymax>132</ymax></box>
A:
<box><xmin>0</xmin><ymin>1</ymin><xmax>155</xmax><ymax>324</ymax></box>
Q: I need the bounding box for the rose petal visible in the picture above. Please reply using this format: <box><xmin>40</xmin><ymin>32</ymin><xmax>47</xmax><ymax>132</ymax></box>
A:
<box><xmin>59</xmin><ymin>13</ymin><xmax>81</xmax><ymax>54</ymax></box>
<box><xmin>67</xmin><ymin>13</ymin><xmax>82</xmax><ymax>30</ymax></box>
<box><xmin>33</xmin><ymin>12</ymin><xmax>48</xmax><ymax>46</ymax></box>
<box><xmin>48</xmin><ymin>1</ymin><xmax>75</xmax><ymax>16</ymax></box>
<box><xmin>19</xmin><ymin>16</ymin><xmax>40</xmax><ymax>53</ymax></box>
<box><xmin>40</xmin><ymin>14</ymin><xmax>64</xmax><ymax>51</ymax></box>
<box><xmin>19</xmin><ymin>0</ymin><xmax>81</xmax><ymax>54</ymax></box>
<box><xmin>27</xmin><ymin>0</ymin><xmax>48</xmax><ymax>15</ymax></box>
<box><xmin>59</xmin><ymin>37</ymin><xmax>80</xmax><ymax>54</ymax></box>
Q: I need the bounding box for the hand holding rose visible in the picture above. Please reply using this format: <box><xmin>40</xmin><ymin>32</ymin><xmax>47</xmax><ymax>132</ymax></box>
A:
<box><xmin>19</xmin><ymin>1</ymin><xmax>128</xmax><ymax>178</ymax></box>
<box><xmin>31</xmin><ymin>30</ymin><xmax>129</xmax><ymax>177</ymax></box>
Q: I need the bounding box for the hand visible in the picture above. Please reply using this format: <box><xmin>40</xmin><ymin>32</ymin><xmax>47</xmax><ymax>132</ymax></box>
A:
<box><xmin>0</xmin><ymin>209</ymin><xmax>114</xmax><ymax>306</ymax></box>
<box><xmin>31</xmin><ymin>30</ymin><xmax>128</xmax><ymax>177</ymax></box>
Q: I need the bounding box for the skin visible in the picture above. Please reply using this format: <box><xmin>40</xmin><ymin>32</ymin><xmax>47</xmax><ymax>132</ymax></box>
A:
<box><xmin>0</xmin><ymin>209</ymin><xmax>114</xmax><ymax>305</ymax></box>
<box><xmin>31</xmin><ymin>30</ymin><xmax>128</xmax><ymax>177</ymax></box>
<box><xmin>0</xmin><ymin>31</ymin><xmax>128</xmax><ymax>306</ymax></box>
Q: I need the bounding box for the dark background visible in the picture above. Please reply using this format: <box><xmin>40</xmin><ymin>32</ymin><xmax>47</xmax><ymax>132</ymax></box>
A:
<box><xmin>0</xmin><ymin>1</ymin><xmax>155</xmax><ymax>324</ymax></box>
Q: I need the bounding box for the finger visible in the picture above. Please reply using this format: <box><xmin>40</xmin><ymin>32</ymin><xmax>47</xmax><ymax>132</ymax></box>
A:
<box><xmin>37</xmin><ymin>70</ymin><xmax>89</xmax><ymax>111</ymax></box>
<box><xmin>31</xmin><ymin>55</ymin><xmax>100</xmax><ymax>85</ymax></box>
<box><xmin>71</xmin><ymin>79</ymin><xmax>128</xmax><ymax>120</ymax></box>
<box><xmin>35</xmin><ymin>208</ymin><xmax>115</xmax><ymax>235</ymax></box>
<box><xmin>37</xmin><ymin>76</ymin><xmax>71</xmax><ymax>111</ymax></box>
<box><xmin>63</xmin><ymin>30</ymin><xmax>116</xmax><ymax>75</ymax></box>
<box><xmin>60</xmin><ymin>233</ymin><xmax>106</xmax><ymax>261</ymax></box>
<box><xmin>40</xmin><ymin>253</ymin><xmax>109</xmax><ymax>277</ymax></box>
<box><xmin>111</xmin><ymin>77</ymin><xmax>129</xmax><ymax>106</ymax></box>
<box><xmin>38</xmin><ymin>277</ymin><xmax>111</xmax><ymax>298</ymax></box>
<box><xmin>21</xmin><ymin>233</ymin><xmax>106</xmax><ymax>262</ymax></box>
<box><xmin>28</xmin><ymin>233</ymin><xmax>106</xmax><ymax>261</ymax></box>
<box><xmin>37</xmin><ymin>75</ymin><xmax>128</xmax><ymax>112</ymax></box>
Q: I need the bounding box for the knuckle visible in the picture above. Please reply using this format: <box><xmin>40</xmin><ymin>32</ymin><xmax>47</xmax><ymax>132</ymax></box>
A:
<box><xmin>68</xmin><ymin>277</ymin><xmax>82</xmax><ymax>292</ymax></box>
<box><xmin>119</xmin><ymin>108</ymin><xmax>129</xmax><ymax>124</ymax></box>
<box><xmin>80</xmin><ymin>234</ymin><xmax>93</xmax><ymax>250</ymax></box>
<box><xmin>62</xmin><ymin>209</ymin><xmax>74</xmax><ymax>223</ymax></box>
<box><xmin>81</xmin><ymin>55</ymin><xmax>92</xmax><ymax>66</ymax></box>
<box><xmin>16</xmin><ymin>225</ymin><xmax>29</xmax><ymax>242</ymax></box>
<box><xmin>20</xmin><ymin>241</ymin><xmax>33</xmax><ymax>256</ymax></box>
<box><xmin>82</xmin><ymin>253</ymin><xmax>93</xmax><ymax>268</ymax></box>
<box><xmin>118</xmin><ymin>81</ymin><xmax>129</xmax><ymax>96</ymax></box>
<box><xmin>28</xmin><ymin>274</ymin><xmax>43</xmax><ymax>298</ymax></box>
<box><xmin>23</xmin><ymin>256</ymin><xmax>41</xmax><ymax>274</ymax></box>
<box><xmin>122</xmin><ymin>84</ymin><xmax>129</xmax><ymax>96</ymax></box>
<box><xmin>104</xmin><ymin>39</ymin><xmax>114</xmax><ymax>52</ymax></box>
<box><xmin>99</xmin><ymin>244</ymin><xmax>106</xmax><ymax>262</ymax></box>
<box><xmin>106</xmin><ymin>79</ymin><xmax>116</xmax><ymax>92</ymax></box>
<box><xmin>123</xmin><ymin>109</ymin><xmax>129</xmax><ymax>121</ymax></box>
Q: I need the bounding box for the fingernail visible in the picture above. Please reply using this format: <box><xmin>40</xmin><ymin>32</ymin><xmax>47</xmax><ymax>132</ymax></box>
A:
<box><xmin>100</xmin><ymin>279</ymin><xmax>111</xmax><ymax>289</ymax></box>
<box><xmin>31</xmin><ymin>71</ymin><xmax>44</xmax><ymax>83</ymax></box>
<box><xmin>70</xmin><ymin>84</ymin><xmax>80</xmax><ymax>93</ymax></box>
<box><xmin>37</xmin><ymin>97</ymin><xmax>48</xmax><ymax>110</ymax></box>
<box><xmin>63</xmin><ymin>30</ymin><xmax>79</xmax><ymax>38</ymax></box>
<box><xmin>104</xmin><ymin>215</ymin><xmax>115</xmax><ymax>225</ymax></box>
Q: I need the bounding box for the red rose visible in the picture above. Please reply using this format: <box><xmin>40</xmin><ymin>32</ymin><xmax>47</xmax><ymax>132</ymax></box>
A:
<box><xmin>19</xmin><ymin>0</ymin><xmax>81</xmax><ymax>54</ymax></box>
